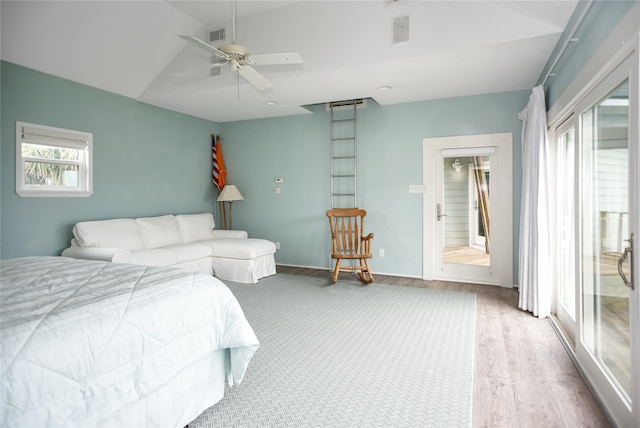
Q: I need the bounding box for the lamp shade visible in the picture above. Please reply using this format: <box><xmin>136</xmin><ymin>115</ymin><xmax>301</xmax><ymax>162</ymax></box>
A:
<box><xmin>217</xmin><ymin>184</ymin><xmax>244</xmax><ymax>202</ymax></box>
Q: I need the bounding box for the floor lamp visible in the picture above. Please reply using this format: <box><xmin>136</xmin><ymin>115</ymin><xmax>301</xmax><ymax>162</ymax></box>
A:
<box><xmin>217</xmin><ymin>184</ymin><xmax>244</xmax><ymax>230</ymax></box>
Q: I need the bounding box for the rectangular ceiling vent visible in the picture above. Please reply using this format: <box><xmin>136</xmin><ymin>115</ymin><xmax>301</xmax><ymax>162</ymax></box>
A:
<box><xmin>326</xmin><ymin>99</ymin><xmax>367</xmax><ymax>111</ymax></box>
<box><xmin>393</xmin><ymin>16</ymin><xmax>410</xmax><ymax>45</ymax></box>
<box><xmin>208</xmin><ymin>28</ymin><xmax>226</xmax><ymax>43</ymax></box>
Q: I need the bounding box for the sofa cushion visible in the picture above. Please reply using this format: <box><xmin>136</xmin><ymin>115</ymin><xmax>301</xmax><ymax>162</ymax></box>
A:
<box><xmin>130</xmin><ymin>248</ymin><xmax>179</xmax><ymax>267</ymax></box>
<box><xmin>73</xmin><ymin>219</ymin><xmax>145</xmax><ymax>251</ymax></box>
<box><xmin>164</xmin><ymin>243</ymin><xmax>212</xmax><ymax>263</ymax></box>
<box><xmin>176</xmin><ymin>213</ymin><xmax>216</xmax><ymax>243</ymax></box>
<box><xmin>204</xmin><ymin>238</ymin><xmax>276</xmax><ymax>260</ymax></box>
<box><xmin>136</xmin><ymin>215</ymin><xmax>183</xmax><ymax>249</ymax></box>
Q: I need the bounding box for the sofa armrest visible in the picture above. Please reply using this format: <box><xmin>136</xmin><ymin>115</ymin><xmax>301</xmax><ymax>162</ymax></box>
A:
<box><xmin>210</xmin><ymin>230</ymin><xmax>248</xmax><ymax>239</ymax></box>
<box><xmin>61</xmin><ymin>246</ymin><xmax>132</xmax><ymax>263</ymax></box>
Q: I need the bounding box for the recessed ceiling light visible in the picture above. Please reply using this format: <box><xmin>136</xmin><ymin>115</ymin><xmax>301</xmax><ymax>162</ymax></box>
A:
<box><xmin>378</xmin><ymin>85</ymin><xmax>393</xmax><ymax>91</ymax></box>
<box><xmin>265</xmin><ymin>100</ymin><xmax>278</xmax><ymax>105</ymax></box>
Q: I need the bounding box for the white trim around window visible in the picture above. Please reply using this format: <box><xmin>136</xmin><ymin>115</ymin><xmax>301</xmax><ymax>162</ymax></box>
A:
<box><xmin>15</xmin><ymin>121</ymin><xmax>93</xmax><ymax>197</ymax></box>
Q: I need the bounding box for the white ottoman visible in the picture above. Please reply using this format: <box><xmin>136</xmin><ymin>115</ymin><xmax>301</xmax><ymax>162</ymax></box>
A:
<box><xmin>208</xmin><ymin>238</ymin><xmax>276</xmax><ymax>283</ymax></box>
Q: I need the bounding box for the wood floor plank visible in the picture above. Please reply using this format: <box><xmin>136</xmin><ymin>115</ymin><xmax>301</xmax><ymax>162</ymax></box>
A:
<box><xmin>275</xmin><ymin>265</ymin><xmax>612</xmax><ymax>427</ymax></box>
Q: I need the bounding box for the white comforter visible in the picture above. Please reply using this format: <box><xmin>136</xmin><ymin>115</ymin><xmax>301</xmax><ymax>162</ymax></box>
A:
<box><xmin>0</xmin><ymin>257</ymin><xmax>259</xmax><ymax>427</ymax></box>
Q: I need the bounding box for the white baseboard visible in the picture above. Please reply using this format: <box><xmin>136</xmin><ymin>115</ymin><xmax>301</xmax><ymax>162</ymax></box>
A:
<box><xmin>276</xmin><ymin>263</ymin><xmax>423</xmax><ymax>280</ymax></box>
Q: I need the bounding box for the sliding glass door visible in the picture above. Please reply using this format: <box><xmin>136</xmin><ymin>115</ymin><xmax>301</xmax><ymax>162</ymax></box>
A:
<box><xmin>580</xmin><ymin>79</ymin><xmax>632</xmax><ymax>402</ymax></box>
<box><xmin>552</xmin><ymin>48</ymin><xmax>638</xmax><ymax>427</ymax></box>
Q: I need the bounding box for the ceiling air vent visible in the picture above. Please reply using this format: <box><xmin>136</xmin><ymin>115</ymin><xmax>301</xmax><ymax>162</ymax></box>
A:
<box><xmin>208</xmin><ymin>28</ymin><xmax>226</xmax><ymax>43</ymax></box>
<box><xmin>393</xmin><ymin>16</ymin><xmax>410</xmax><ymax>45</ymax></box>
<box><xmin>326</xmin><ymin>99</ymin><xmax>367</xmax><ymax>111</ymax></box>
<box><xmin>206</xmin><ymin>28</ymin><xmax>225</xmax><ymax>77</ymax></box>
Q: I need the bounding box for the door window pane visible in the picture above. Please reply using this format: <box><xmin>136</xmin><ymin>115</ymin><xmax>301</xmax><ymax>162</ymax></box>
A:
<box><xmin>559</xmin><ymin>127</ymin><xmax>576</xmax><ymax>319</ymax></box>
<box><xmin>581</xmin><ymin>79</ymin><xmax>631</xmax><ymax>400</ymax></box>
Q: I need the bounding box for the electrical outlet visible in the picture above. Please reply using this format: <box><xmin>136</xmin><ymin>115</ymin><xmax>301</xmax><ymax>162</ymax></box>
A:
<box><xmin>274</xmin><ymin>187</ymin><xmax>281</xmax><ymax>194</ymax></box>
<box><xmin>379</xmin><ymin>248</ymin><xmax>385</xmax><ymax>257</ymax></box>
<box><xmin>275</xmin><ymin>242</ymin><xmax>281</xmax><ymax>250</ymax></box>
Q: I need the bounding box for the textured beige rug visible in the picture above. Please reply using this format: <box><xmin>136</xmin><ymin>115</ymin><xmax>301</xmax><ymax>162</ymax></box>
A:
<box><xmin>191</xmin><ymin>274</ymin><xmax>476</xmax><ymax>427</ymax></box>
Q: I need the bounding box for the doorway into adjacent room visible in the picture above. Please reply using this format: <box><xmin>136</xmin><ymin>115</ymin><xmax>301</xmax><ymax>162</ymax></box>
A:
<box><xmin>441</xmin><ymin>155</ymin><xmax>491</xmax><ymax>267</ymax></box>
<box><xmin>423</xmin><ymin>133</ymin><xmax>513</xmax><ymax>287</ymax></box>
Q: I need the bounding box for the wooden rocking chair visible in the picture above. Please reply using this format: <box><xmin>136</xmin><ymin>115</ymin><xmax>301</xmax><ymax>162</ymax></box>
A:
<box><xmin>326</xmin><ymin>208</ymin><xmax>374</xmax><ymax>284</ymax></box>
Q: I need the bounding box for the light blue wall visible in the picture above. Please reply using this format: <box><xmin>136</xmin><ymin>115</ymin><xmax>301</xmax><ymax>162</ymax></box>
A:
<box><xmin>541</xmin><ymin>0</ymin><xmax>636</xmax><ymax>107</ymax></box>
<box><xmin>1</xmin><ymin>61</ymin><xmax>219</xmax><ymax>258</ymax></box>
<box><xmin>1</xmin><ymin>60</ymin><xmax>528</xmax><ymax>278</ymax></box>
<box><xmin>3</xmin><ymin>0</ymin><xmax>629</xmax><ymax>278</ymax></box>
<box><xmin>220</xmin><ymin>92</ymin><xmax>529</xmax><ymax>278</ymax></box>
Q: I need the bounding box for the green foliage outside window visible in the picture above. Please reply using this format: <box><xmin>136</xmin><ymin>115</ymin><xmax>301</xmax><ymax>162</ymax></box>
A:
<box><xmin>22</xmin><ymin>143</ymin><xmax>81</xmax><ymax>186</ymax></box>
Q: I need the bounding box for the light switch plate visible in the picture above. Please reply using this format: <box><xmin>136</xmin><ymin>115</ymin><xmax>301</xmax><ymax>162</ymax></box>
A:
<box><xmin>409</xmin><ymin>184</ymin><xmax>426</xmax><ymax>193</ymax></box>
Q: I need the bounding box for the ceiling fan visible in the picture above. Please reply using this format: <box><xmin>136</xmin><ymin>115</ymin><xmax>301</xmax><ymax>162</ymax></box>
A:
<box><xmin>179</xmin><ymin>0</ymin><xmax>302</xmax><ymax>91</ymax></box>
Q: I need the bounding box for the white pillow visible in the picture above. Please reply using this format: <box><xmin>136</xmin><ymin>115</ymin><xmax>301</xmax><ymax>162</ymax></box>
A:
<box><xmin>176</xmin><ymin>213</ymin><xmax>216</xmax><ymax>243</ymax></box>
<box><xmin>136</xmin><ymin>215</ymin><xmax>183</xmax><ymax>249</ymax></box>
<box><xmin>73</xmin><ymin>219</ymin><xmax>145</xmax><ymax>251</ymax></box>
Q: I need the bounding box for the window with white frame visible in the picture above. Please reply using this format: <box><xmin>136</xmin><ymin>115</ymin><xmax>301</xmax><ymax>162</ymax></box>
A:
<box><xmin>16</xmin><ymin>122</ymin><xmax>93</xmax><ymax>197</ymax></box>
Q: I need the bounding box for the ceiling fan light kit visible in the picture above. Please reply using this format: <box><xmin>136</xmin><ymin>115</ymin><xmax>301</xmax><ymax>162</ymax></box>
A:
<box><xmin>178</xmin><ymin>0</ymin><xmax>302</xmax><ymax>92</ymax></box>
<box><xmin>218</xmin><ymin>44</ymin><xmax>250</xmax><ymax>60</ymax></box>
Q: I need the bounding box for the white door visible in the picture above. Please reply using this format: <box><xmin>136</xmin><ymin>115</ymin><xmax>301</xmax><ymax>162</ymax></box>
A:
<box><xmin>574</xmin><ymin>60</ymin><xmax>638</xmax><ymax>428</ymax></box>
<box><xmin>423</xmin><ymin>133</ymin><xmax>513</xmax><ymax>287</ymax></box>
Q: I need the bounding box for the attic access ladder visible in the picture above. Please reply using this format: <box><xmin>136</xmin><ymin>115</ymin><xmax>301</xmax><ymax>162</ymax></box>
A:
<box><xmin>330</xmin><ymin>99</ymin><xmax>361</xmax><ymax>208</ymax></box>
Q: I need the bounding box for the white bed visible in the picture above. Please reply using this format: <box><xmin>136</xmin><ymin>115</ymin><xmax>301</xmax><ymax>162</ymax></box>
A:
<box><xmin>0</xmin><ymin>256</ymin><xmax>259</xmax><ymax>427</ymax></box>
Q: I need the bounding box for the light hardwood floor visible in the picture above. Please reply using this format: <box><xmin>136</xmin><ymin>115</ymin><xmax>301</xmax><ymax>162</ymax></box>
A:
<box><xmin>276</xmin><ymin>265</ymin><xmax>612</xmax><ymax>428</ymax></box>
<box><xmin>444</xmin><ymin>246</ymin><xmax>491</xmax><ymax>266</ymax></box>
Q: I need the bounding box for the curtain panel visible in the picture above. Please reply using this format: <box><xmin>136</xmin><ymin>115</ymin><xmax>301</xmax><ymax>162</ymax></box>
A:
<box><xmin>518</xmin><ymin>86</ymin><xmax>552</xmax><ymax>318</ymax></box>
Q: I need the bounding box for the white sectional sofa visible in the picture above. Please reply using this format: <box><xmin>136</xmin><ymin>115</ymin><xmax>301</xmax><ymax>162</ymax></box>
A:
<box><xmin>61</xmin><ymin>213</ymin><xmax>276</xmax><ymax>283</ymax></box>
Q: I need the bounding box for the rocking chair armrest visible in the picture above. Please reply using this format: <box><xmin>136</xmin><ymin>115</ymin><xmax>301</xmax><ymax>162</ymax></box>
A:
<box><xmin>362</xmin><ymin>233</ymin><xmax>374</xmax><ymax>253</ymax></box>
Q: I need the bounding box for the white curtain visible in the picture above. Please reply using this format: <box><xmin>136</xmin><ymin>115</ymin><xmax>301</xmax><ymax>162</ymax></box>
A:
<box><xmin>518</xmin><ymin>85</ymin><xmax>552</xmax><ymax>318</ymax></box>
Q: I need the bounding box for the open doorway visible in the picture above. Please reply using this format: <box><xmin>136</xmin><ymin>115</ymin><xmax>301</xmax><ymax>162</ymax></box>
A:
<box><xmin>442</xmin><ymin>156</ymin><xmax>491</xmax><ymax>267</ymax></box>
<box><xmin>423</xmin><ymin>133</ymin><xmax>513</xmax><ymax>287</ymax></box>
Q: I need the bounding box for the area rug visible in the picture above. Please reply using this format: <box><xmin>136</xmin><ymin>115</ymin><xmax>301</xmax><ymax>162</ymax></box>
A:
<box><xmin>191</xmin><ymin>274</ymin><xmax>476</xmax><ymax>427</ymax></box>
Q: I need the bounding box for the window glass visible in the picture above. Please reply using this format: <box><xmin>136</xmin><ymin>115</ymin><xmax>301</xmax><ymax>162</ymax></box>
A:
<box><xmin>580</xmin><ymin>80</ymin><xmax>630</xmax><ymax>400</ymax></box>
<box><xmin>16</xmin><ymin>122</ymin><xmax>92</xmax><ymax>197</ymax></box>
<box><xmin>558</xmin><ymin>127</ymin><xmax>576</xmax><ymax>319</ymax></box>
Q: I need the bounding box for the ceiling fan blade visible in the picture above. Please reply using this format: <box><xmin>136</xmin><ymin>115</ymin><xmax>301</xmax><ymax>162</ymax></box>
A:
<box><xmin>249</xmin><ymin>52</ymin><xmax>303</xmax><ymax>66</ymax></box>
<box><xmin>179</xmin><ymin>35</ymin><xmax>230</xmax><ymax>61</ymax></box>
<box><xmin>238</xmin><ymin>65</ymin><xmax>272</xmax><ymax>90</ymax></box>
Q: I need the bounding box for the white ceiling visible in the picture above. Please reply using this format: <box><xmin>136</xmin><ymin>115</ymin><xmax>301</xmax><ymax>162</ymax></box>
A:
<box><xmin>1</xmin><ymin>0</ymin><xmax>578</xmax><ymax>123</ymax></box>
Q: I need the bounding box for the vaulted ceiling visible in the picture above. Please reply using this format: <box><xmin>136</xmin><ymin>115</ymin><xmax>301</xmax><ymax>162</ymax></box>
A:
<box><xmin>1</xmin><ymin>1</ymin><xmax>577</xmax><ymax>122</ymax></box>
